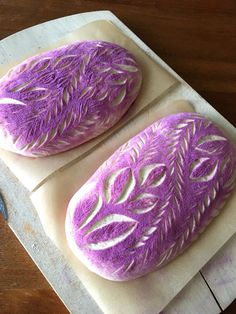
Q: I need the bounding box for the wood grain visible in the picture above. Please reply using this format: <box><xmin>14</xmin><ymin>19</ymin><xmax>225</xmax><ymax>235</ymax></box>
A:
<box><xmin>0</xmin><ymin>217</ymin><xmax>68</xmax><ymax>314</ymax></box>
<box><xmin>0</xmin><ymin>1</ymin><xmax>235</xmax><ymax>313</ymax></box>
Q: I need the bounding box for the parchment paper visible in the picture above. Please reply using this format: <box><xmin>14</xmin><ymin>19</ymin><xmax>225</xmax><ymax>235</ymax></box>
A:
<box><xmin>30</xmin><ymin>99</ymin><xmax>236</xmax><ymax>314</ymax></box>
<box><xmin>0</xmin><ymin>21</ymin><xmax>177</xmax><ymax>192</ymax></box>
<box><xmin>0</xmin><ymin>20</ymin><xmax>236</xmax><ymax>314</ymax></box>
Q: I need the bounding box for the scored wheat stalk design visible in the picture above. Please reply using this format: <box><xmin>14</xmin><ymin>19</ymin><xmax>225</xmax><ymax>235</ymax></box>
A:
<box><xmin>66</xmin><ymin>113</ymin><xmax>236</xmax><ymax>280</ymax></box>
<box><xmin>155</xmin><ymin>116</ymin><xmax>235</xmax><ymax>267</ymax></box>
<box><xmin>0</xmin><ymin>41</ymin><xmax>141</xmax><ymax>156</ymax></box>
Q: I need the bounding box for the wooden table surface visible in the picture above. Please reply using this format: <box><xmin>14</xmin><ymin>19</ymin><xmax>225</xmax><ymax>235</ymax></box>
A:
<box><xmin>0</xmin><ymin>1</ymin><xmax>235</xmax><ymax>313</ymax></box>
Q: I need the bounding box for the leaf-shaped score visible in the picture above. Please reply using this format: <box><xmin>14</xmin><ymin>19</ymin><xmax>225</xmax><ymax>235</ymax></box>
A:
<box><xmin>31</xmin><ymin>58</ymin><xmax>50</xmax><ymax>73</ymax></box>
<box><xmin>20</xmin><ymin>87</ymin><xmax>50</xmax><ymax>103</ymax></box>
<box><xmin>104</xmin><ymin>168</ymin><xmax>135</xmax><ymax>204</ymax></box>
<box><xmin>110</xmin><ymin>86</ymin><xmax>126</xmax><ymax>107</ymax></box>
<box><xmin>0</xmin><ymin>98</ymin><xmax>26</xmax><ymax>106</ymax></box>
<box><xmin>190</xmin><ymin>158</ymin><xmax>218</xmax><ymax>182</ymax></box>
<box><xmin>129</xmin><ymin>193</ymin><xmax>158</xmax><ymax>214</ymax></box>
<box><xmin>53</xmin><ymin>55</ymin><xmax>76</xmax><ymax>70</ymax></box>
<box><xmin>115</xmin><ymin>63</ymin><xmax>139</xmax><ymax>72</ymax></box>
<box><xmin>139</xmin><ymin>163</ymin><xmax>167</xmax><ymax>188</ymax></box>
<box><xmin>196</xmin><ymin>134</ymin><xmax>227</xmax><ymax>154</ymax></box>
<box><xmin>69</xmin><ymin>183</ymin><xmax>103</xmax><ymax>232</ymax></box>
<box><xmin>85</xmin><ymin>214</ymin><xmax>137</xmax><ymax>250</ymax></box>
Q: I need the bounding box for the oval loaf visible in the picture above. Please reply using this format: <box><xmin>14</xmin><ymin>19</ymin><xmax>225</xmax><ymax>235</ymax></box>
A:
<box><xmin>65</xmin><ymin>112</ymin><xmax>236</xmax><ymax>281</ymax></box>
<box><xmin>0</xmin><ymin>41</ymin><xmax>142</xmax><ymax>156</ymax></box>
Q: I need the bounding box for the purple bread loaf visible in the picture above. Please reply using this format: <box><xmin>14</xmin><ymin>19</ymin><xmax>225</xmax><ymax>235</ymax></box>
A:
<box><xmin>0</xmin><ymin>41</ymin><xmax>142</xmax><ymax>157</ymax></box>
<box><xmin>65</xmin><ymin>112</ymin><xmax>236</xmax><ymax>281</ymax></box>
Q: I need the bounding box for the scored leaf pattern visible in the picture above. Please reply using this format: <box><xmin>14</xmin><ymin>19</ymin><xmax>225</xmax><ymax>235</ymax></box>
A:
<box><xmin>66</xmin><ymin>113</ymin><xmax>236</xmax><ymax>281</ymax></box>
<box><xmin>139</xmin><ymin>163</ymin><xmax>166</xmax><ymax>187</ymax></box>
<box><xmin>129</xmin><ymin>193</ymin><xmax>158</xmax><ymax>214</ymax></box>
<box><xmin>104</xmin><ymin>167</ymin><xmax>134</xmax><ymax>204</ymax></box>
<box><xmin>85</xmin><ymin>214</ymin><xmax>137</xmax><ymax>250</ymax></box>
<box><xmin>0</xmin><ymin>41</ymin><xmax>142</xmax><ymax>156</ymax></box>
<box><xmin>190</xmin><ymin>158</ymin><xmax>218</xmax><ymax>182</ymax></box>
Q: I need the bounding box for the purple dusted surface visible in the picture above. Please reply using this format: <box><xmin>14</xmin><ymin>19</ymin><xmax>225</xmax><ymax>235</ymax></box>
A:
<box><xmin>66</xmin><ymin>112</ymin><xmax>236</xmax><ymax>281</ymax></box>
<box><xmin>0</xmin><ymin>41</ymin><xmax>142</xmax><ymax>157</ymax></box>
